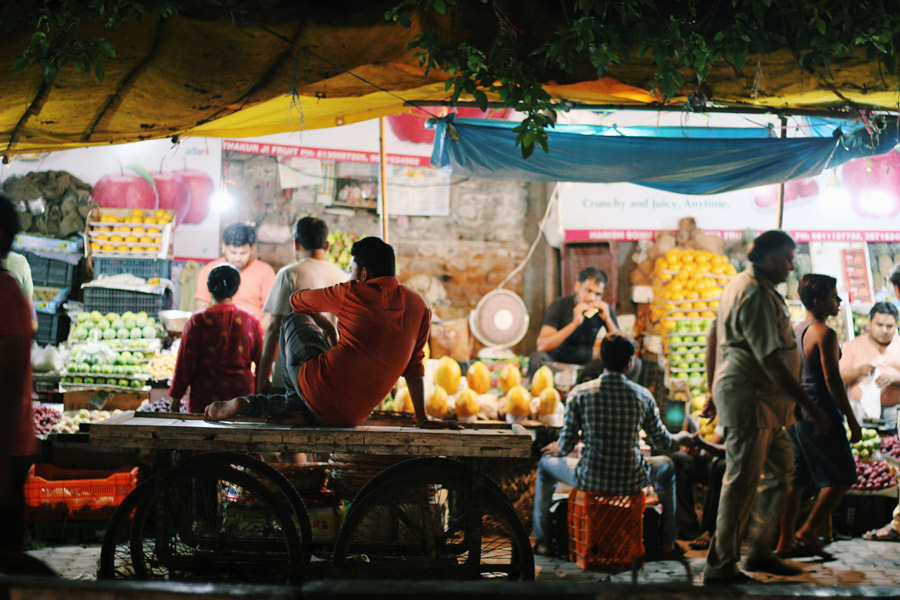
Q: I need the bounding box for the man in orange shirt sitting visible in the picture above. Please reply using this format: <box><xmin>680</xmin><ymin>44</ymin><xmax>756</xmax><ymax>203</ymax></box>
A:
<box><xmin>194</xmin><ymin>223</ymin><xmax>276</xmax><ymax>328</ymax></box>
<box><xmin>206</xmin><ymin>237</ymin><xmax>455</xmax><ymax>430</ymax></box>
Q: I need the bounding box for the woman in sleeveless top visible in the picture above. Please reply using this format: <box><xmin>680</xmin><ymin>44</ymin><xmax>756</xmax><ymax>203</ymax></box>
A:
<box><xmin>776</xmin><ymin>274</ymin><xmax>861</xmax><ymax>559</ymax></box>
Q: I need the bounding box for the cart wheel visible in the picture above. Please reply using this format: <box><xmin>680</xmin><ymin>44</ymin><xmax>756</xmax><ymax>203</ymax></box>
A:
<box><xmin>129</xmin><ymin>463</ymin><xmax>304</xmax><ymax>584</ymax></box>
<box><xmin>187</xmin><ymin>451</ymin><xmax>313</xmax><ymax>557</ymax></box>
<box><xmin>98</xmin><ymin>475</ymin><xmax>159</xmax><ymax>580</ymax></box>
<box><xmin>332</xmin><ymin>465</ymin><xmax>534</xmax><ymax>581</ymax></box>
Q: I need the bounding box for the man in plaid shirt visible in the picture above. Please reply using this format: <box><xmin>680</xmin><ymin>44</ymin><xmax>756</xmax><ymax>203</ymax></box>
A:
<box><xmin>532</xmin><ymin>333</ymin><xmax>695</xmax><ymax>556</ymax></box>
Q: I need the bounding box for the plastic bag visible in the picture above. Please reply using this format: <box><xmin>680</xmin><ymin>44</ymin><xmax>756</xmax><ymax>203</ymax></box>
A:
<box><xmin>31</xmin><ymin>342</ymin><xmax>65</xmax><ymax>373</ymax></box>
<box><xmin>860</xmin><ymin>367</ymin><xmax>883</xmax><ymax>420</ymax></box>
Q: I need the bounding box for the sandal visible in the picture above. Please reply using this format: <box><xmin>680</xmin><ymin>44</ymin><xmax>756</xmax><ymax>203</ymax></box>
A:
<box><xmin>777</xmin><ymin>537</ymin><xmax>834</xmax><ymax>560</ymax></box>
<box><xmin>863</xmin><ymin>526</ymin><xmax>900</xmax><ymax>542</ymax></box>
<box><xmin>689</xmin><ymin>532</ymin><xmax>712</xmax><ymax>550</ymax></box>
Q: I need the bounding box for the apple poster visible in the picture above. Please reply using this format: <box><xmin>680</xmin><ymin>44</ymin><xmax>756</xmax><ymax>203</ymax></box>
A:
<box><xmin>0</xmin><ymin>137</ymin><xmax>222</xmax><ymax>259</ymax></box>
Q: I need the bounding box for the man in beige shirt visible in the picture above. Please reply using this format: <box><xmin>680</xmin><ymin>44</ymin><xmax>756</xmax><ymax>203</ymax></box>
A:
<box><xmin>703</xmin><ymin>230</ymin><xmax>827</xmax><ymax>584</ymax></box>
<box><xmin>256</xmin><ymin>217</ymin><xmax>348</xmax><ymax>393</ymax></box>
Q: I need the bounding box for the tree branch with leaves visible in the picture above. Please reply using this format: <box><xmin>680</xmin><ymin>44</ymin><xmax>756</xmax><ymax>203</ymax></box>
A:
<box><xmin>386</xmin><ymin>0</ymin><xmax>900</xmax><ymax>157</ymax></box>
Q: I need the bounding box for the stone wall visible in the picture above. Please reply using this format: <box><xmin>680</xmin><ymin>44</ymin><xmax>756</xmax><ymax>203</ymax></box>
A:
<box><xmin>222</xmin><ymin>152</ymin><xmax>553</xmax><ymax>355</ymax></box>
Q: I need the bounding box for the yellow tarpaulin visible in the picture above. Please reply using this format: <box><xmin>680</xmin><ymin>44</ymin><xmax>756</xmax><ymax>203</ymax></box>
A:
<box><xmin>2</xmin><ymin>6</ymin><xmax>899</xmax><ymax>156</ymax></box>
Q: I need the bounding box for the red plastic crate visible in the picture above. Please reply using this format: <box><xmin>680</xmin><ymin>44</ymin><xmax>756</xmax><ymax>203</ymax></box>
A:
<box><xmin>568</xmin><ymin>489</ymin><xmax>645</xmax><ymax>571</ymax></box>
<box><xmin>24</xmin><ymin>464</ymin><xmax>140</xmax><ymax>522</ymax></box>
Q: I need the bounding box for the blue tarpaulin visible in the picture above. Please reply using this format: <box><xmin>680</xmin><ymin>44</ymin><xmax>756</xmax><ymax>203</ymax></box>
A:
<box><xmin>430</xmin><ymin>117</ymin><xmax>900</xmax><ymax>195</ymax></box>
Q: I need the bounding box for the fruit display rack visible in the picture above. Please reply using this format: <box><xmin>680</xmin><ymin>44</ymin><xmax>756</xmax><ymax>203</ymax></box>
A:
<box><xmin>62</xmin><ymin>310</ymin><xmax>163</xmax><ymax>393</ymax></box>
<box><xmin>646</xmin><ymin>248</ymin><xmax>736</xmax><ymax>432</ymax></box>
<box><xmin>86</xmin><ymin>208</ymin><xmax>174</xmax><ymax>260</ymax></box>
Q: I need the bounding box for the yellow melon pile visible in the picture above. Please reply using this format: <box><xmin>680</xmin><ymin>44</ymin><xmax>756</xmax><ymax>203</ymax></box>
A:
<box><xmin>89</xmin><ymin>209</ymin><xmax>173</xmax><ymax>254</ymax></box>
<box><xmin>386</xmin><ymin>358</ymin><xmax>566</xmax><ymax>424</ymax></box>
<box><xmin>649</xmin><ymin>248</ymin><xmax>736</xmax><ymax>334</ymax></box>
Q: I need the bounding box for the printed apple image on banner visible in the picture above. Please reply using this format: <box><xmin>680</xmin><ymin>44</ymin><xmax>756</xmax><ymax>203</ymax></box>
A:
<box><xmin>92</xmin><ymin>164</ymin><xmax>217</xmax><ymax>228</ymax></box>
<box><xmin>751</xmin><ymin>178</ymin><xmax>819</xmax><ymax>211</ymax></box>
<box><xmin>386</xmin><ymin>107</ymin><xmax>512</xmax><ymax>145</ymax></box>
<box><xmin>149</xmin><ymin>171</ymin><xmax>191</xmax><ymax>226</ymax></box>
<box><xmin>92</xmin><ymin>167</ymin><xmax>159</xmax><ymax>212</ymax></box>
<box><xmin>841</xmin><ymin>151</ymin><xmax>900</xmax><ymax>218</ymax></box>
<box><xmin>386</xmin><ymin>112</ymin><xmax>435</xmax><ymax>145</ymax></box>
<box><xmin>175</xmin><ymin>169</ymin><xmax>216</xmax><ymax>225</ymax></box>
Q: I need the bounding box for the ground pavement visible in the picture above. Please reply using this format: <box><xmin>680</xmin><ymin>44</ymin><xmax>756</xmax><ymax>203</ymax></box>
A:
<box><xmin>23</xmin><ymin>537</ymin><xmax>900</xmax><ymax>584</ymax></box>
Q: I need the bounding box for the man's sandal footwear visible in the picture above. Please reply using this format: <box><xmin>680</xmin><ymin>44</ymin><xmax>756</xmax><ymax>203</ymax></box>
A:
<box><xmin>689</xmin><ymin>532</ymin><xmax>712</xmax><ymax>551</ymax></box>
<box><xmin>777</xmin><ymin>538</ymin><xmax>835</xmax><ymax>561</ymax></box>
<box><xmin>863</xmin><ymin>527</ymin><xmax>900</xmax><ymax>542</ymax></box>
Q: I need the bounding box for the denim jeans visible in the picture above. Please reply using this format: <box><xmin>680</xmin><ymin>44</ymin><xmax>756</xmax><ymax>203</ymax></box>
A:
<box><xmin>531</xmin><ymin>453</ymin><xmax>677</xmax><ymax>546</ymax></box>
<box><xmin>244</xmin><ymin>313</ymin><xmax>329</xmax><ymax>425</ymax></box>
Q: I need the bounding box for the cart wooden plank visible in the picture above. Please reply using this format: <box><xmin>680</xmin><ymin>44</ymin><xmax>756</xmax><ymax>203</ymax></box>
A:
<box><xmin>89</xmin><ymin>411</ymin><xmax>534</xmax><ymax>458</ymax></box>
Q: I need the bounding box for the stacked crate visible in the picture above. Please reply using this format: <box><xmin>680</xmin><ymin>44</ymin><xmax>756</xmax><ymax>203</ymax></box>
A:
<box><xmin>22</xmin><ymin>250</ymin><xmax>82</xmax><ymax>346</ymax></box>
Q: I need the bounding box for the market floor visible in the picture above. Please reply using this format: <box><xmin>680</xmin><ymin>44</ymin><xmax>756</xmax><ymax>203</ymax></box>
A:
<box><xmin>23</xmin><ymin>537</ymin><xmax>900</xmax><ymax>584</ymax></box>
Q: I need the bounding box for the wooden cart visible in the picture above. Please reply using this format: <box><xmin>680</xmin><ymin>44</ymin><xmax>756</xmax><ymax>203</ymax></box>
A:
<box><xmin>90</xmin><ymin>412</ymin><xmax>535</xmax><ymax>584</ymax></box>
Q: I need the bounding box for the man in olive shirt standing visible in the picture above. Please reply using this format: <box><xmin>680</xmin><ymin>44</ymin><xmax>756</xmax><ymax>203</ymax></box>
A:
<box><xmin>703</xmin><ymin>231</ymin><xmax>827</xmax><ymax>584</ymax></box>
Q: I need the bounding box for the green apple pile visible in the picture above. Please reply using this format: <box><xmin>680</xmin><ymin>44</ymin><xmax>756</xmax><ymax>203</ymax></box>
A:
<box><xmin>668</xmin><ymin>318</ymin><xmax>714</xmax><ymax>412</ymax></box>
<box><xmin>63</xmin><ymin>344</ymin><xmax>151</xmax><ymax>390</ymax></box>
<box><xmin>71</xmin><ymin>310</ymin><xmax>160</xmax><ymax>342</ymax></box>
<box><xmin>668</xmin><ymin>320</ymin><xmax>712</xmax><ymax>379</ymax></box>
<box><xmin>848</xmin><ymin>425</ymin><xmax>882</xmax><ymax>459</ymax></box>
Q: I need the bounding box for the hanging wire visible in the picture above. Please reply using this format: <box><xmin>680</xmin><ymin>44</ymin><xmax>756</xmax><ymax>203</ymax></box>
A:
<box><xmin>494</xmin><ymin>183</ymin><xmax>559</xmax><ymax>291</ymax></box>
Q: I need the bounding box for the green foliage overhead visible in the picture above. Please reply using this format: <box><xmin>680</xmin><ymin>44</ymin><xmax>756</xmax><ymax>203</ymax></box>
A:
<box><xmin>386</xmin><ymin>0</ymin><xmax>900</xmax><ymax>157</ymax></box>
<box><xmin>3</xmin><ymin>1</ymin><xmax>181</xmax><ymax>82</ymax></box>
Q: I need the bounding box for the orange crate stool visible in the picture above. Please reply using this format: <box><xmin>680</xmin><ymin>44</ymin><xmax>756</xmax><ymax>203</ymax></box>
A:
<box><xmin>568</xmin><ymin>489</ymin><xmax>645</xmax><ymax>571</ymax></box>
<box><xmin>24</xmin><ymin>464</ymin><xmax>140</xmax><ymax>522</ymax></box>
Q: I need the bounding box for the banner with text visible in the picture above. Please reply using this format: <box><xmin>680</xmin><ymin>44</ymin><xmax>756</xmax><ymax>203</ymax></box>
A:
<box><xmin>560</xmin><ymin>164</ymin><xmax>900</xmax><ymax>242</ymax></box>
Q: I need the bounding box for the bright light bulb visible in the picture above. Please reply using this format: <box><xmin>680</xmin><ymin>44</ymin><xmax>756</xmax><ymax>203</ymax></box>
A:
<box><xmin>211</xmin><ymin>187</ymin><xmax>233</xmax><ymax>212</ymax></box>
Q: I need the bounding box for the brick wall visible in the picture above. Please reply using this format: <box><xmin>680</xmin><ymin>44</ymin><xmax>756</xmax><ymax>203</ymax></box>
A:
<box><xmin>223</xmin><ymin>152</ymin><xmax>551</xmax><ymax>355</ymax></box>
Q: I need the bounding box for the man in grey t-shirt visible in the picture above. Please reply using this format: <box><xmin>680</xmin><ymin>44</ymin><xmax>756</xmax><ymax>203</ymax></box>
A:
<box><xmin>257</xmin><ymin>217</ymin><xmax>348</xmax><ymax>393</ymax></box>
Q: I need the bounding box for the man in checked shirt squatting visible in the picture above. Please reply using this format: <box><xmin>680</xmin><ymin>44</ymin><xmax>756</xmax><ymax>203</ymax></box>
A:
<box><xmin>531</xmin><ymin>333</ymin><xmax>695</xmax><ymax>557</ymax></box>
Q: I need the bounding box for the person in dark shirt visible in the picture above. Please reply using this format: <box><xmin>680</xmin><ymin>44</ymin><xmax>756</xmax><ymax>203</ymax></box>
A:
<box><xmin>528</xmin><ymin>267</ymin><xmax>626</xmax><ymax>380</ymax></box>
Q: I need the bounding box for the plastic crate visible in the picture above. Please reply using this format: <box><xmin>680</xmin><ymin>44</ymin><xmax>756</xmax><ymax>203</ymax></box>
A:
<box><xmin>568</xmin><ymin>489</ymin><xmax>645</xmax><ymax>571</ymax></box>
<box><xmin>833</xmin><ymin>489</ymin><xmax>898</xmax><ymax>537</ymax></box>
<box><xmin>83</xmin><ymin>287</ymin><xmax>170</xmax><ymax>314</ymax></box>
<box><xmin>23</xmin><ymin>251</ymin><xmax>80</xmax><ymax>288</ymax></box>
<box><xmin>24</xmin><ymin>464</ymin><xmax>140</xmax><ymax>522</ymax></box>
<box><xmin>33</xmin><ymin>286</ymin><xmax>68</xmax><ymax>314</ymax></box>
<box><xmin>35</xmin><ymin>312</ymin><xmax>70</xmax><ymax>346</ymax></box>
<box><xmin>93</xmin><ymin>257</ymin><xmax>172</xmax><ymax>280</ymax></box>
<box><xmin>13</xmin><ymin>233</ymin><xmax>83</xmax><ymax>254</ymax></box>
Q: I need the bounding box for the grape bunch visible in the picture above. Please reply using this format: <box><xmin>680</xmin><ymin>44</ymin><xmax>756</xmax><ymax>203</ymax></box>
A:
<box><xmin>140</xmin><ymin>397</ymin><xmax>172</xmax><ymax>413</ymax></box>
<box><xmin>33</xmin><ymin>405</ymin><xmax>61</xmax><ymax>437</ymax></box>
<box><xmin>880</xmin><ymin>435</ymin><xmax>900</xmax><ymax>459</ymax></box>
<box><xmin>852</xmin><ymin>456</ymin><xmax>898</xmax><ymax>491</ymax></box>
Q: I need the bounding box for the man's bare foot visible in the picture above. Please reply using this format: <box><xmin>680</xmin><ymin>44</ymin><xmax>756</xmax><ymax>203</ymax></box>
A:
<box><xmin>204</xmin><ymin>397</ymin><xmax>248</xmax><ymax>421</ymax></box>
